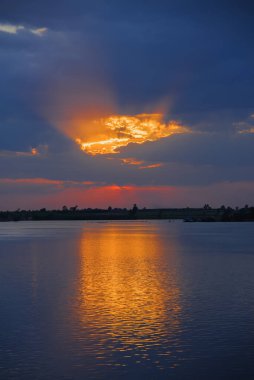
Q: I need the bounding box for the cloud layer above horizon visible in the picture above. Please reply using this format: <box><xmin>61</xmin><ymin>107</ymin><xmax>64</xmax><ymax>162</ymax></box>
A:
<box><xmin>0</xmin><ymin>0</ymin><xmax>254</xmax><ymax>209</ymax></box>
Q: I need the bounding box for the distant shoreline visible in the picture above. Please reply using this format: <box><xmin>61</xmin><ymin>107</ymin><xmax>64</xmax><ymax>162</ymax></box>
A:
<box><xmin>1</xmin><ymin>206</ymin><xmax>254</xmax><ymax>222</ymax></box>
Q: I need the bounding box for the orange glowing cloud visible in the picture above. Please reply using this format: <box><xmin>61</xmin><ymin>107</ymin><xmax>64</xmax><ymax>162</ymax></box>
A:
<box><xmin>75</xmin><ymin>113</ymin><xmax>189</xmax><ymax>155</ymax></box>
<box><xmin>43</xmin><ymin>76</ymin><xmax>190</xmax><ymax>156</ymax></box>
<box><xmin>119</xmin><ymin>157</ymin><xmax>164</xmax><ymax>169</ymax></box>
<box><xmin>42</xmin><ymin>52</ymin><xmax>189</xmax><ymax>156</ymax></box>
<box><xmin>139</xmin><ymin>163</ymin><xmax>164</xmax><ymax>169</ymax></box>
<box><xmin>120</xmin><ymin>158</ymin><xmax>145</xmax><ymax>165</ymax></box>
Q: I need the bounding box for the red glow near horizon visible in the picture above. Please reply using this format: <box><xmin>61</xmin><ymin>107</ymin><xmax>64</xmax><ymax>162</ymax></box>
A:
<box><xmin>1</xmin><ymin>178</ymin><xmax>254</xmax><ymax>210</ymax></box>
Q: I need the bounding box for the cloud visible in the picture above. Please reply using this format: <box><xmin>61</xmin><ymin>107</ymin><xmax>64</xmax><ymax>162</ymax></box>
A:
<box><xmin>119</xmin><ymin>157</ymin><xmax>164</xmax><ymax>170</ymax></box>
<box><xmin>0</xmin><ymin>1</ymin><xmax>254</xmax><ymax>208</ymax></box>
<box><xmin>0</xmin><ymin>23</ymin><xmax>25</xmax><ymax>34</ymax></box>
<box><xmin>235</xmin><ymin>113</ymin><xmax>254</xmax><ymax>134</ymax></box>
<box><xmin>120</xmin><ymin>158</ymin><xmax>144</xmax><ymax>166</ymax></box>
<box><xmin>0</xmin><ymin>145</ymin><xmax>48</xmax><ymax>157</ymax></box>
<box><xmin>239</xmin><ymin>128</ymin><xmax>254</xmax><ymax>134</ymax></box>
<box><xmin>75</xmin><ymin>113</ymin><xmax>190</xmax><ymax>155</ymax></box>
<box><xmin>0</xmin><ymin>23</ymin><xmax>47</xmax><ymax>36</ymax></box>
<box><xmin>120</xmin><ymin>130</ymin><xmax>254</xmax><ymax>168</ymax></box>
<box><xmin>30</xmin><ymin>27</ymin><xmax>48</xmax><ymax>37</ymax></box>
<box><xmin>0</xmin><ymin>178</ymin><xmax>99</xmax><ymax>187</ymax></box>
<box><xmin>139</xmin><ymin>163</ymin><xmax>164</xmax><ymax>170</ymax></box>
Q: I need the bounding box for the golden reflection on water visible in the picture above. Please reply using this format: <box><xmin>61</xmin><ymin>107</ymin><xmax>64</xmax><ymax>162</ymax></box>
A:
<box><xmin>76</xmin><ymin>222</ymin><xmax>183</xmax><ymax>369</ymax></box>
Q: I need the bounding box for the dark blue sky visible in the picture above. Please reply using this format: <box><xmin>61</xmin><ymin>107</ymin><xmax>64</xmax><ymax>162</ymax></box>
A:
<box><xmin>0</xmin><ymin>0</ymin><xmax>254</xmax><ymax>209</ymax></box>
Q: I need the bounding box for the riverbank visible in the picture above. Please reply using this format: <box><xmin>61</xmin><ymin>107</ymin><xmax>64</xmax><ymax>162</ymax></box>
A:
<box><xmin>1</xmin><ymin>206</ymin><xmax>254</xmax><ymax>222</ymax></box>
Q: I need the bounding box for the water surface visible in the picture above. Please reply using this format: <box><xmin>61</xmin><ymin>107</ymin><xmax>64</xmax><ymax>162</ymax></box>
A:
<box><xmin>0</xmin><ymin>221</ymin><xmax>254</xmax><ymax>379</ymax></box>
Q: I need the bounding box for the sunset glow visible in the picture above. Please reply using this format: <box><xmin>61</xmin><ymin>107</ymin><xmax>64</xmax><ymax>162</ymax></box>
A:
<box><xmin>75</xmin><ymin>113</ymin><xmax>189</xmax><ymax>155</ymax></box>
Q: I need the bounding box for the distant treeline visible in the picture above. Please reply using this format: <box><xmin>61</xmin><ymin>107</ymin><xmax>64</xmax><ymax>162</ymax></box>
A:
<box><xmin>0</xmin><ymin>204</ymin><xmax>254</xmax><ymax>222</ymax></box>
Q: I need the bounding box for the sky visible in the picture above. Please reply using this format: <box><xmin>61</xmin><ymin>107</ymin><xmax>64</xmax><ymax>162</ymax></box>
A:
<box><xmin>0</xmin><ymin>0</ymin><xmax>254</xmax><ymax>209</ymax></box>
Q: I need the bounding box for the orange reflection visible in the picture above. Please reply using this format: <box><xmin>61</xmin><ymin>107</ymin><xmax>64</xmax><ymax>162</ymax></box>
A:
<box><xmin>76</xmin><ymin>222</ymin><xmax>182</xmax><ymax>368</ymax></box>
